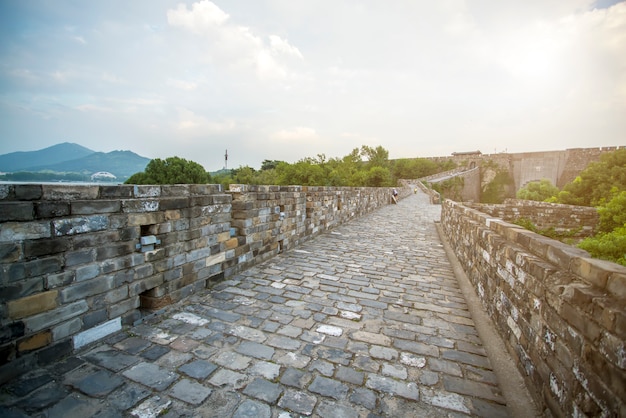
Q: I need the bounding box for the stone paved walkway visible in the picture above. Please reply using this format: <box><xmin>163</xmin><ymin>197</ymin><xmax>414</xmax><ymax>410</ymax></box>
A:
<box><xmin>0</xmin><ymin>191</ymin><xmax>512</xmax><ymax>417</ymax></box>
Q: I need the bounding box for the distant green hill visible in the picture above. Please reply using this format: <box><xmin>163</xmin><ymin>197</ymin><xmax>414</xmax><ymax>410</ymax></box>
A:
<box><xmin>0</xmin><ymin>142</ymin><xmax>94</xmax><ymax>172</ymax></box>
<box><xmin>0</xmin><ymin>143</ymin><xmax>150</xmax><ymax>181</ymax></box>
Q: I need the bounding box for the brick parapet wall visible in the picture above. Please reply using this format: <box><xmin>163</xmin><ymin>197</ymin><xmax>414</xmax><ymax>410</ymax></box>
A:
<box><xmin>441</xmin><ymin>199</ymin><xmax>626</xmax><ymax>417</ymax></box>
<box><xmin>0</xmin><ymin>183</ymin><xmax>408</xmax><ymax>384</ymax></box>
<box><xmin>468</xmin><ymin>199</ymin><xmax>599</xmax><ymax>239</ymax></box>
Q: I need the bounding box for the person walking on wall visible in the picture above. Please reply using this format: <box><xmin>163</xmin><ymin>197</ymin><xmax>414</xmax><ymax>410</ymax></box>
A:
<box><xmin>392</xmin><ymin>188</ymin><xmax>398</xmax><ymax>204</ymax></box>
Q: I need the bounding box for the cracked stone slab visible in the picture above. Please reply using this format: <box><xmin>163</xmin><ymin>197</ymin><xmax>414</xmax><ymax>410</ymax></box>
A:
<box><xmin>169</xmin><ymin>379</ymin><xmax>212</xmax><ymax>405</ymax></box>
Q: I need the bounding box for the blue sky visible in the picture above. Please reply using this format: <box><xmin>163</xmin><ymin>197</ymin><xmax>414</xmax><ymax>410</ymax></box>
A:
<box><xmin>1</xmin><ymin>0</ymin><xmax>624</xmax><ymax>170</ymax></box>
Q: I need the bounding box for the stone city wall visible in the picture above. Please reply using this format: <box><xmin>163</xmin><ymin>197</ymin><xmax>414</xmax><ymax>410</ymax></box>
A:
<box><xmin>467</xmin><ymin>199</ymin><xmax>599</xmax><ymax>239</ymax></box>
<box><xmin>441</xmin><ymin>199</ymin><xmax>625</xmax><ymax>417</ymax></box>
<box><xmin>0</xmin><ymin>183</ymin><xmax>406</xmax><ymax>384</ymax></box>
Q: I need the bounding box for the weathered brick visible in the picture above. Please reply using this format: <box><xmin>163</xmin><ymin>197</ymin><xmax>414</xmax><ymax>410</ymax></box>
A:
<box><xmin>23</xmin><ymin>300</ymin><xmax>88</xmax><ymax>333</ymax></box>
<box><xmin>35</xmin><ymin>201</ymin><xmax>71</xmax><ymax>218</ymax></box>
<box><xmin>126</xmin><ymin>212</ymin><xmax>164</xmax><ymax>226</ymax></box>
<box><xmin>42</xmin><ymin>185</ymin><xmax>99</xmax><ymax>200</ymax></box>
<box><xmin>25</xmin><ymin>256</ymin><xmax>63</xmax><ymax>277</ymax></box>
<box><xmin>0</xmin><ymin>242</ymin><xmax>21</xmax><ymax>263</ymax></box>
<box><xmin>100</xmin><ymin>185</ymin><xmax>134</xmax><ymax>198</ymax></box>
<box><xmin>24</xmin><ymin>238</ymin><xmax>70</xmax><ymax>259</ymax></box>
<box><xmin>0</xmin><ymin>202</ymin><xmax>34</xmax><ymax>221</ymax></box>
<box><xmin>18</xmin><ymin>330</ymin><xmax>52</xmax><ymax>353</ymax></box>
<box><xmin>14</xmin><ymin>184</ymin><xmax>42</xmax><ymax>200</ymax></box>
<box><xmin>0</xmin><ymin>277</ymin><xmax>43</xmax><ymax>302</ymax></box>
<box><xmin>52</xmin><ymin>215</ymin><xmax>109</xmax><ymax>236</ymax></box>
<box><xmin>0</xmin><ymin>322</ymin><xmax>25</xmax><ymax>344</ymax></box>
<box><xmin>7</xmin><ymin>290</ymin><xmax>58</xmax><ymax>319</ymax></box>
<box><xmin>0</xmin><ymin>221</ymin><xmax>51</xmax><ymax>241</ymax></box>
<box><xmin>71</xmin><ymin>200</ymin><xmax>121</xmax><ymax>215</ymax></box>
<box><xmin>59</xmin><ymin>276</ymin><xmax>115</xmax><ymax>303</ymax></box>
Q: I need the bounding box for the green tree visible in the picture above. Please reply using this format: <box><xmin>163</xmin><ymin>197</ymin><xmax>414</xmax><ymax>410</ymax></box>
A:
<box><xmin>597</xmin><ymin>190</ymin><xmax>626</xmax><ymax>233</ymax></box>
<box><xmin>361</xmin><ymin>145</ymin><xmax>389</xmax><ymax>168</ymax></box>
<box><xmin>125</xmin><ymin>157</ymin><xmax>210</xmax><ymax>184</ymax></box>
<box><xmin>365</xmin><ymin>166</ymin><xmax>393</xmax><ymax>187</ymax></box>
<box><xmin>555</xmin><ymin>148</ymin><xmax>626</xmax><ymax>207</ymax></box>
<box><xmin>578</xmin><ymin>226</ymin><xmax>626</xmax><ymax>266</ymax></box>
<box><xmin>516</xmin><ymin>179</ymin><xmax>559</xmax><ymax>201</ymax></box>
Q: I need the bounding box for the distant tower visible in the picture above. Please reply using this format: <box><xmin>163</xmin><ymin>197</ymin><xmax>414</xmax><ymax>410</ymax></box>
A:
<box><xmin>224</xmin><ymin>149</ymin><xmax>228</xmax><ymax>170</ymax></box>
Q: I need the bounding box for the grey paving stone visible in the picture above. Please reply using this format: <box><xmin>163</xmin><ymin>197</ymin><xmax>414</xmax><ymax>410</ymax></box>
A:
<box><xmin>280</xmin><ymin>367</ymin><xmax>312</xmax><ymax>389</ymax></box>
<box><xmin>169</xmin><ymin>379</ymin><xmax>212</xmax><ymax>405</ymax></box>
<box><xmin>277</xmin><ymin>389</ymin><xmax>317</xmax><ymax>416</ymax></box>
<box><xmin>382</xmin><ymin>363</ymin><xmax>408</xmax><ymax>380</ymax></box>
<box><xmin>114</xmin><ymin>337</ymin><xmax>152</xmax><ymax>354</ymax></box>
<box><xmin>73</xmin><ymin>369</ymin><xmax>124</xmax><ymax>397</ymax></box>
<box><xmin>365</xmin><ymin>374</ymin><xmax>420</xmax><ymax>401</ymax></box>
<box><xmin>267</xmin><ymin>335</ymin><xmax>301</xmax><ymax>350</ymax></box>
<box><xmin>15</xmin><ymin>385</ymin><xmax>69</xmax><ymax>412</ymax></box>
<box><xmin>44</xmin><ymin>394</ymin><xmax>104</xmax><ymax>418</ymax></box>
<box><xmin>370</xmin><ymin>345</ymin><xmax>398</xmax><ymax>361</ymax></box>
<box><xmin>140</xmin><ymin>344</ymin><xmax>170</xmax><ymax>361</ymax></box>
<box><xmin>84</xmin><ymin>349</ymin><xmax>140</xmax><ymax>372</ymax></box>
<box><xmin>249</xmin><ymin>360</ymin><xmax>281</xmax><ymax>380</ymax></box>
<box><xmin>122</xmin><ymin>362</ymin><xmax>179</xmax><ymax>391</ymax></box>
<box><xmin>350</xmin><ymin>387</ymin><xmax>377</xmax><ymax>410</ymax></box>
<box><xmin>233</xmin><ymin>399</ymin><xmax>271</xmax><ymax>418</ymax></box>
<box><xmin>316</xmin><ymin>399</ymin><xmax>359</xmax><ymax>418</ymax></box>
<box><xmin>0</xmin><ymin>406</ymin><xmax>30</xmax><ymax>418</ymax></box>
<box><xmin>335</xmin><ymin>365</ymin><xmax>364</xmax><ymax>385</ymax></box>
<box><xmin>207</xmin><ymin>369</ymin><xmax>248</xmax><ymax>389</ymax></box>
<box><xmin>441</xmin><ymin>349</ymin><xmax>491</xmax><ymax>368</ymax></box>
<box><xmin>212</xmin><ymin>351</ymin><xmax>252</xmax><ymax>370</ymax></box>
<box><xmin>276</xmin><ymin>351</ymin><xmax>311</xmax><ymax>368</ymax></box>
<box><xmin>108</xmin><ymin>382</ymin><xmax>151</xmax><ymax>411</ymax></box>
<box><xmin>309</xmin><ymin>359</ymin><xmax>335</xmax><ymax>376</ymax></box>
<box><xmin>6</xmin><ymin>373</ymin><xmax>54</xmax><ymax>397</ymax></box>
<box><xmin>236</xmin><ymin>340</ymin><xmax>275</xmax><ymax>360</ymax></box>
<box><xmin>316</xmin><ymin>347</ymin><xmax>352</xmax><ymax>365</ymax></box>
<box><xmin>309</xmin><ymin>375</ymin><xmax>349</xmax><ymax>400</ymax></box>
<box><xmin>178</xmin><ymin>359</ymin><xmax>218</xmax><ymax>380</ymax></box>
<box><xmin>242</xmin><ymin>377</ymin><xmax>282</xmax><ymax>404</ymax></box>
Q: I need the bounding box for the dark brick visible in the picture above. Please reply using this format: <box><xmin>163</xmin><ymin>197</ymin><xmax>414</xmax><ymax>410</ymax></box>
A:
<box><xmin>160</xmin><ymin>197</ymin><xmax>190</xmax><ymax>210</ymax></box>
<box><xmin>0</xmin><ymin>322</ymin><xmax>25</xmax><ymax>344</ymax></box>
<box><xmin>0</xmin><ymin>277</ymin><xmax>43</xmax><ymax>302</ymax></box>
<box><xmin>24</xmin><ymin>238</ymin><xmax>70</xmax><ymax>259</ymax></box>
<box><xmin>0</xmin><ymin>202</ymin><xmax>34</xmax><ymax>221</ymax></box>
<box><xmin>100</xmin><ymin>185</ymin><xmax>134</xmax><ymax>198</ymax></box>
<box><xmin>25</xmin><ymin>256</ymin><xmax>63</xmax><ymax>276</ymax></box>
<box><xmin>71</xmin><ymin>200</ymin><xmax>121</xmax><ymax>215</ymax></box>
<box><xmin>14</xmin><ymin>185</ymin><xmax>42</xmax><ymax>200</ymax></box>
<box><xmin>35</xmin><ymin>202</ymin><xmax>70</xmax><ymax>218</ymax></box>
<box><xmin>83</xmin><ymin>309</ymin><xmax>108</xmax><ymax>328</ymax></box>
<box><xmin>0</xmin><ymin>243</ymin><xmax>21</xmax><ymax>263</ymax></box>
<box><xmin>96</xmin><ymin>243</ymin><xmax>135</xmax><ymax>261</ymax></box>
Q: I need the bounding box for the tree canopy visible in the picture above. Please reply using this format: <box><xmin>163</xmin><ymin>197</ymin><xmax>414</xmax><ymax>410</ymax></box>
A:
<box><xmin>125</xmin><ymin>157</ymin><xmax>210</xmax><ymax>184</ymax></box>
<box><xmin>516</xmin><ymin>179</ymin><xmax>560</xmax><ymax>202</ymax></box>
<box><xmin>552</xmin><ymin>148</ymin><xmax>626</xmax><ymax>207</ymax></box>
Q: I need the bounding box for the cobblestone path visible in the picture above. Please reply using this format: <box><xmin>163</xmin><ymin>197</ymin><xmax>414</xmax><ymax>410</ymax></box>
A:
<box><xmin>0</xmin><ymin>191</ymin><xmax>511</xmax><ymax>417</ymax></box>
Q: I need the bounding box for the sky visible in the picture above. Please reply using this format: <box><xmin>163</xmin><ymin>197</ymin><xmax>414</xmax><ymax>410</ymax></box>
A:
<box><xmin>0</xmin><ymin>1</ymin><xmax>625</xmax><ymax>171</ymax></box>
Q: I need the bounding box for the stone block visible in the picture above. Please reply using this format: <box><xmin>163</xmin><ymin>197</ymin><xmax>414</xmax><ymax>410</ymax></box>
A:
<box><xmin>59</xmin><ymin>276</ymin><xmax>115</xmax><ymax>303</ymax></box>
<box><xmin>0</xmin><ymin>202</ymin><xmax>34</xmax><ymax>221</ymax></box>
<box><xmin>42</xmin><ymin>185</ymin><xmax>99</xmax><ymax>200</ymax></box>
<box><xmin>24</xmin><ymin>238</ymin><xmax>70</xmax><ymax>259</ymax></box>
<box><xmin>14</xmin><ymin>184</ymin><xmax>42</xmax><ymax>200</ymax></box>
<box><xmin>24</xmin><ymin>300</ymin><xmax>88</xmax><ymax>333</ymax></box>
<box><xmin>0</xmin><ymin>277</ymin><xmax>43</xmax><ymax>303</ymax></box>
<box><xmin>127</xmin><ymin>212</ymin><xmax>163</xmax><ymax>226</ymax></box>
<box><xmin>0</xmin><ymin>322</ymin><xmax>25</xmax><ymax>345</ymax></box>
<box><xmin>35</xmin><ymin>201</ymin><xmax>71</xmax><ymax>218</ymax></box>
<box><xmin>7</xmin><ymin>290</ymin><xmax>58</xmax><ymax>319</ymax></box>
<box><xmin>51</xmin><ymin>317</ymin><xmax>82</xmax><ymax>341</ymax></box>
<box><xmin>52</xmin><ymin>215</ymin><xmax>109</xmax><ymax>236</ymax></box>
<box><xmin>73</xmin><ymin>317</ymin><xmax>122</xmax><ymax>350</ymax></box>
<box><xmin>17</xmin><ymin>330</ymin><xmax>52</xmax><ymax>353</ymax></box>
<box><xmin>71</xmin><ymin>200</ymin><xmax>121</xmax><ymax>215</ymax></box>
<box><xmin>0</xmin><ymin>221</ymin><xmax>51</xmax><ymax>241</ymax></box>
<box><xmin>0</xmin><ymin>242</ymin><xmax>21</xmax><ymax>263</ymax></box>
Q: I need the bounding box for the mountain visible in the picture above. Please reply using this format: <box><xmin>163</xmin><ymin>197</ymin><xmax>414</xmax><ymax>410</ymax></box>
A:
<box><xmin>0</xmin><ymin>142</ymin><xmax>95</xmax><ymax>172</ymax></box>
<box><xmin>0</xmin><ymin>143</ymin><xmax>150</xmax><ymax>181</ymax></box>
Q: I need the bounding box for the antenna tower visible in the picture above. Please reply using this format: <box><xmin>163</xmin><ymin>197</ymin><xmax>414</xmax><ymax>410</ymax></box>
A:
<box><xmin>224</xmin><ymin>149</ymin><xmax>228</xmax><ymax>170</ymax></box>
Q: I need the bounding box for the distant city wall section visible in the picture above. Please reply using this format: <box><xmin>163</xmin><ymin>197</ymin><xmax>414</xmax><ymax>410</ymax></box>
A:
<box><xmin>467</xmin><ymin>199</ymin><xmax>599</xmax><ymax>239</ymax></box>
<box><xmin>428</xmin><ymin>146</ymin><xmax>624</xmax><ymax>191</ymax></box>
<box><xmin>441</xmin><ymin>199</ymin><xmax>625</xmax><ymax>417</ymax></box>
<box><xmin>0</xmin><ymin>183</ymin><xmax>407</xmax><ymax>384</ymax></box>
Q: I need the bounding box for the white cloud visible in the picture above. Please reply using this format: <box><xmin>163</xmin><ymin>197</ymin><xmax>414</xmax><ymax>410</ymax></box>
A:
<box><xmin>175</xmin><ymin>108</ymin><xmax>235</xmax><ymax>134</ymax></box>
<box><xmin>167</xmin><ymin>1</ymin><xmax>301</xmax><ymax>80</ymax></box>
<box><xmin>167</xmin><ymin>78</ymin><xmax>198</xmax><ymax>91</ymax></box>
<box><xmin>271</xmin><ymin>127</ymin><xmax>319</xmax><ymax>143</ymax></box>
<box><xmin>166</xmin><ymin>0</ymin><xmax>229</xmax><ymax>33</ymax></box>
